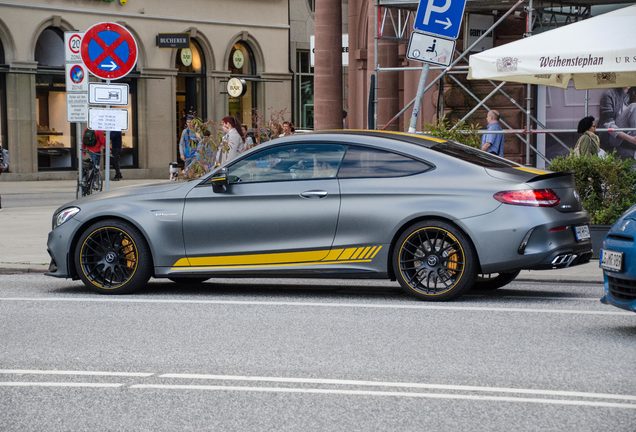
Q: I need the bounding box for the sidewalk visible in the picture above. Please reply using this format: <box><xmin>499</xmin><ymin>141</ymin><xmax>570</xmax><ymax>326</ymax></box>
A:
<box><xmin>0</xmin><ymin>179</ymin><xmax>604</xmax><ymax>283</ymax></box>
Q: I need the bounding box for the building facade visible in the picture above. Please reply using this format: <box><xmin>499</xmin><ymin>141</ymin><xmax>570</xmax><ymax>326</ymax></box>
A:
<box><xmin>0</xmin><ymin>0</ymin><xmax>292</xmax><ymax>179</ymax></box>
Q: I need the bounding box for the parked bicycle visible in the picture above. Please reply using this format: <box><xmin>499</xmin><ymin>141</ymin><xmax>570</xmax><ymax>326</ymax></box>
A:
<box><xmin>76</xmin><ymin>156</ymin><xmax>103</xmax><ymax>198</ymax></box>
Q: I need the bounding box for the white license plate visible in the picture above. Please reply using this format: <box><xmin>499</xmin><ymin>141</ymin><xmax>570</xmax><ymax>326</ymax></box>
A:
<box><xmin>600</xmin><ymin>249</ymin><xmax>623</xmax><ymax>272</ymax></box>
<box><xmin>574</xmin><ymin>224</ymin><xmax>591</xmax><ymax>241</ymax></box>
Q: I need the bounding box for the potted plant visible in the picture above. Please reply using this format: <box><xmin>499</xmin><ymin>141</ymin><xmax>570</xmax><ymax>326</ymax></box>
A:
<box><xmin>548</xmin><ymin>152</ymin><xmax>636</xmax><ymax>257</ymax></box>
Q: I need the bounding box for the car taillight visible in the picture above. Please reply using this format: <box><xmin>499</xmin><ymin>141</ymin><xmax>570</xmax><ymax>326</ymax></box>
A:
<box><xmin>494</xmin><ymin>189</ymin><xmax>560</xmax><ymax>207</ymax></box>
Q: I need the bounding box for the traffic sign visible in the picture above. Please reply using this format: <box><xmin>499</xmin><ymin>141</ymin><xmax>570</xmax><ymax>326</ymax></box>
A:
<box><xmin>89</xmin><ymin>82</ymin><xmax>129</xmax><ymax>105</ymax></box>
<box><xmin>414</xmin><ymin>0</ymin><xmax>468</xmax><ymax>40</ymax></box>
<box><xmin>81</xmin><ymin>22</ymin><xmax>138</xmax><ymax>80</ymax></box>
<box><xmin>89</xmin><ymin>108</ymin><xmax>129</xmax><ymax>131</ymax></box>
<box><xmin>65</xmin><ymin>32</ymin><xmax>84</xmax><ymax>63</ymax></box>
<box><xmin>407</xmin><ymin>32</ymin><xmax>455</xmax><ymax>66</ymax></box>
<box><xmin>67</xmin><ymin>93</ymin><xmax>88</xmax><ymax>122</ymax></box>
<box><xmin>65</xmin><ymin>63</ymin><xmax>88</xmax><ymax>92</ymax></box>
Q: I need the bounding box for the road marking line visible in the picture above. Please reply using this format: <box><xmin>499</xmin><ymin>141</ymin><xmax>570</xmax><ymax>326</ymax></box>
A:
<box><xmin>129</xmin><ymin>384</ymin><xmax>636</xmax><ymax>409</ymax></box>
<box><xmin>0</xmin><ymin>369</ymin><xmax>153</xmax><ymax>377</ymax></box>
<box><xmin>0</xmin><ymin>382</ymin><xmax>122</xmax><ymax>388</ymax></box>
<box><xmin>0</xmin><ymin>297</ymin><xmax>630</xmax><ymax>316</ymax></box>
<box><xmin>157</xmin><ymin>373</ymin><xmax>636</xmax><ymax>402</ymax></box>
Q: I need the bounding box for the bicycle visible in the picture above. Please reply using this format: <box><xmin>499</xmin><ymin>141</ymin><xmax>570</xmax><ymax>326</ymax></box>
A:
<box><xmin>76</xmin><ymin>157</ymin><xmax>103</xmax><ymax>198</ymax></box>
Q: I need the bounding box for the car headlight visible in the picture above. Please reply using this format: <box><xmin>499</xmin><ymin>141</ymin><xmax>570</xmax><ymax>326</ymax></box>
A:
<box><xmin>53</xmin><ymin>207</ymin><xmax>80</xmax><ymax>229</ymax></box>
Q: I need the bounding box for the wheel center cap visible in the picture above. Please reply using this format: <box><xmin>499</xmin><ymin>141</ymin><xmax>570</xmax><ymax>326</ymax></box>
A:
<box><xmin>105</xmin><ymin>252</ymin><xmax>117</xmax><ymax>263</ymax></box>
<box><xmin>427</xmin><ymin>255</ymin><xmax>439</xmax><ymax>266</ymax></box>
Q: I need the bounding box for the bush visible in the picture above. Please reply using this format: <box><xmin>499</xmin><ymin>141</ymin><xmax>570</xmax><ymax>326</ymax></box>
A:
<box><xmin>422</xmin><ymin>117</ymin><xmax>481</xmax><ymax>148</ymax></box>
<box><xmin>548</xmin><ymin>152</ymin><xmax>636</xmax><ymax>225</ymax></box>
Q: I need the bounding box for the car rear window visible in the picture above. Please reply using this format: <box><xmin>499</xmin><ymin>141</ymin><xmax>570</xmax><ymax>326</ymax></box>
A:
<box><xmin>338</xmin><ymin>145</ymin><xmax>432</xmax><ymax>178</ymax></box>
<box><xmin>428</xmin><ymin>140</ymin><xmax>518</xmax><ymax>168</ymax></box>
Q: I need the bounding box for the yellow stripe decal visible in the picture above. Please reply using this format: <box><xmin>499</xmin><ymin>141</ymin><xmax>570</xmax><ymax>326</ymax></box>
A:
<box><xmin>171</xmin><ymin>245</ymin><xmax>383</xmax><ymax>269</ymax></box>
<box><xmin>513</xmin><ymin>166</ymin><xmax>550</xmax><ymax>175</ymax></box>
<box><xmin>323</xmin><ymin>248</ymin><xmax>345</xmax><ymax>261</ymax></box>
<box><xmin>186</xmin><ymin>249</ymin><xmax>330</xmax><ymax>267</ymax></box>
<box><xmin>339</xmin><ymin>248</ymin><xmax>357</xmax><ymax>260</ymax></box>
<box><xmin>363</xmin><ymin>246</ymin><xmax>377</xmax><ymax>259</ymax></box>
<box><xmin>170</xmin><ymin>259</ymin><xmax>374</xmax><ymax>272</ymax></box>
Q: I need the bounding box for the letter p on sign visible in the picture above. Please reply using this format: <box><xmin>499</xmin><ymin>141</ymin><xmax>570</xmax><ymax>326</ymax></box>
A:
<box><xmin>423</xmin><ymin>0</ymin><xmax>452</xmax><ymax>25</ymax></box>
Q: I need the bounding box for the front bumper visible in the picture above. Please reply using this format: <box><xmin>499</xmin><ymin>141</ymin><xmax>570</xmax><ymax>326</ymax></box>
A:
<box><xmin>45</xmin><ymin>218</ymin><xmax>82</xmax><ymax>279</ymax></box>
<box><xmin>600</xmin><ymin>230</ymin><xmax>636</xmax><ymax>312</ymax></box>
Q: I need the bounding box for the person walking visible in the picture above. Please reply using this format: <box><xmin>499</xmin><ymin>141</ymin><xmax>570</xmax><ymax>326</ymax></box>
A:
<box><xmin>573</xmin><ymin>116</ymin><xmax>601</xmax><ymax>157</ymax></box>
<box><xmin>480</xmin><ymin>110</ymin><xmax>504</xmax><ymax>157</ymax></box>
<box><xmin>178</xmin><ymin>115</ymin><xmax>200</xmax><ymax>176</ymax></box>
<box><xmin>110</xmin><ymin>130</ymin><xmax>123</xmax><ymax>180</ymax></box>
<box><xmin>219</xmin><ymin>116</ymin><xmax>242</xmax><ymax>164</ymax></box>
<box><xmin>281</xmin><ymin>121</ymin><xmax>295</xmax><ymax>137</ymax></box>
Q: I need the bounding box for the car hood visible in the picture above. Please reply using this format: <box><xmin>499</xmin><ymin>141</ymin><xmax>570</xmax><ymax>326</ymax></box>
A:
<box><xmin>608</xmin><ymin>204</ymin><xmax>636</xmax><ymax>235</ymax></box>
<box><xmin>53</xmin><ymin>181</ymin><xmax>193</xmax><ymax>214</ymax></box>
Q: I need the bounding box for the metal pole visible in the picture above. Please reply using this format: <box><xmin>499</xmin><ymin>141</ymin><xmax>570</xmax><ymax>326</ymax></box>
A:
<box><xmin>374</xmin><ymin>0</ymin><xmax>379</xmax><ymax>129</ymax></box>
<box><xmin>408</xmin><ymin>64</ymin><xmax>430</xmax><ymax>133</ymax></box>
<box><xmin>76</xmin><ymin>123</ymin><xmax>82</xmax><ymax>199</ymax></box>
<box><xmin>525</xmin><ymin>0</ymin><xmax>533</xmax><ymax>166</ymax></box>
<box><xmin>104</xmin><ymin>80</ymin><xmax>111</xmax><ymax>192</ymax></box>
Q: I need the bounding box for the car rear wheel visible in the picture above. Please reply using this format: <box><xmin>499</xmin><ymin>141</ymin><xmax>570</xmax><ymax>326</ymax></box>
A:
<box><xmin>473</xmin><ymin>270</ymin><xmax>521</xmax><ymax>291</ymax></box>
<box><xmin>74</xmin><ymin>219</ymin><xmax>151</xmax><ymax>294</ymax></box>
<box><xmin>393</xmin><ymin>220</ymin><xmax>476</xmax><ymax>301</ymax></box>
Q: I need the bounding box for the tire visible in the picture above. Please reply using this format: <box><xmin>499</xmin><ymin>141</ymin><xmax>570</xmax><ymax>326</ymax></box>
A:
<box><xmin>168</xmin><ymin>277</ymin><xmax>209</xmax><ymax>285</ymax></box>
<box><xmin>74</xmin><ymin>219</ymin><xmax>152</xmax><ymax>294</ymax></box>
<box><xmin>473</xmin><ymin>270</ymin><xmax>521</xmax><ymax>291</ymax></box>
<box><xmin>393</xmin><ymin>220</ymin><xmax>477</xmax><ymax>301</ymax></box>
<box><xmin>92</xmin><ymin>170</ymin><xmax>103</xmax><ymax>192</ymax></box>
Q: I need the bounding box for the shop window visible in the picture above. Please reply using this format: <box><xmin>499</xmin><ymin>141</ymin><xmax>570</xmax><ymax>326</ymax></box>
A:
<box><xmin>35</xmin><ymin>27</ymin><xmax>73</xmax><ymax>170</ymax></box>
<box><xmin>228</xmin><ymin>42</ymin><xmax>258</xmax><ymax>126</ymax></box>
<box><xmin>295</xmin><ymin>50</ymin><xmax>314</xmax><ymax>129</ymax></box>
<box><xmin>176</xmin><ymin>39</ymin><xmax>206</xmax><ymax>157</ymax></box>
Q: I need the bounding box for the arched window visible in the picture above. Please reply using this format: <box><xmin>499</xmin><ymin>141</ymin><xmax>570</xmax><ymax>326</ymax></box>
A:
<box><xmin>175</xmin><ymin>39</ymin><xmax>206</xmax><ymax>159</ymax></box>
<box><xmin>35</xmin><ymin>27</ymin><xmax>73</xmax><ymax>171</ymax></box>
<box><xmin>228</xmin><ymin>41</ymin><xmax>257</xmax><ymax>126</ymax></box>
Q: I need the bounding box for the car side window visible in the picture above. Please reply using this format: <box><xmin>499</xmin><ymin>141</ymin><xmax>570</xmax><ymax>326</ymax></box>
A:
<box><xmin>228</xmin><ymin>143</ymin><xmax>347</xmax><ymax>184</ymax></box>
<box><xmin>338</xmin><ymin>145</ymin><xmax>432</xmax><ymax>178</ymax></box>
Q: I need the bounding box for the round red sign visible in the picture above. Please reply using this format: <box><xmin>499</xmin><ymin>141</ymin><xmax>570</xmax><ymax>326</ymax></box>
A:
<box><xmin>80</xmin><ymin>22</ymin><xmax>138</xmax><ymax>80</ymax></box>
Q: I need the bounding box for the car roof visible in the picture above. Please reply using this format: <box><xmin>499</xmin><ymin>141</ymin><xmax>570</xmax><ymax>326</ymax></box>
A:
<box><xmin>301</xmin><ymin>129</ymin><xmax>447</xmax><ymax>148</ymax></box>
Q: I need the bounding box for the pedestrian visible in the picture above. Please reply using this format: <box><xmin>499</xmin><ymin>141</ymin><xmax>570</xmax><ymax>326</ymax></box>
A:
<box><xmin>0</xmin><ymin>145</ymin><xmax>9</xmax><ymax>174</ymax></box>
<box><xmin>599</xmin><ymin>87</ymin><xmax>636</xmax><ymax>159</ymax></box>
<box><xmin>110</xmin><ymin>130</ymin><xmax>123</xmax><ymax>180</ymax></box>
<box><xmin>480</xmin><ymin>110</ymin><xmax>504</xmax><ymax>157</ymax></box>
<box><xmin>573</xmin><ymin>116</ymin><xmax>601</xmax><ymax>157</ymax></box>
<box><xmin>218</xmin><ymin>115</ymin><xmax>242</xmax><ymax>164</ymax></box>
<box><xmin>281</xmin><ymin>121</ymin><xmax>294</xmax><ymax>137</ymax></box>
<box><xmin>178</xmin><ymin>115</ymin><xmax>200</xmax><ymax>176</ymax></box>
<box><xmin>241</xmin><ymin>124</ymin><xmax>255</xmax><ymax>150</ymax></box>
<box><xmin>82</xmin><ymin>128</ymin><xmax>106</xmax><ymax>168</ymax></box>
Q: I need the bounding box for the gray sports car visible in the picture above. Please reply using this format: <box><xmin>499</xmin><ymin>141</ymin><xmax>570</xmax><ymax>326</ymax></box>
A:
<box><xmin>46</xmin><ymin>131</ymin><xmax>593</xmax><ymax>300</ymax></box>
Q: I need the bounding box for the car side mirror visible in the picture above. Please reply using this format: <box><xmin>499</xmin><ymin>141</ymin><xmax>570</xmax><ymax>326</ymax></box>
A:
<box><xmin>210</xmin><ymin>168</ymin><xmax>228</xmax><ymax>193</ymax></box>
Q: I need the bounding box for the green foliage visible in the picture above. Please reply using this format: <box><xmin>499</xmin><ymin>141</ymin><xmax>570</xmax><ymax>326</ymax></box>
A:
<box><xmin>548</xmin><ymin>152</ymin><xmax>636</xmax><ymax>225</ymax></box>
<box><xmin>422</xmin><ymin>117</ymin><xmax>481</xmax><ymax>148</ymax></box>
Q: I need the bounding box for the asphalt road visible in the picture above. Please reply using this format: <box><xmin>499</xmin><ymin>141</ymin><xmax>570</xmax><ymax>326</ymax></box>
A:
<box><xmin>1</xmin><ymin>274</ymin><xmax>634</xmax><ymax>432</ymax></box>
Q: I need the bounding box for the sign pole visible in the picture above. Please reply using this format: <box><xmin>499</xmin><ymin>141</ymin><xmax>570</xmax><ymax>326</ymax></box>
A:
<box><xmin>408</xmin><ymin>63</ymin><xmax>430</xmax><ymax>133</ymax></box>
<box><xmin>104</xmin><ymin>81</ymin><xmax>111</xmax><ymax>192</ymax></box>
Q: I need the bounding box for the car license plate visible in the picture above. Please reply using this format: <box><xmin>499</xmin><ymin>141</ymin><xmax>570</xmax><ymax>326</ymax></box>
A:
<box><xmin>574</xmin><ymin>224</ymin><xmax>591</xmax><ymax>241</ymax></box>
<box><xmin>600</xmin><ymin>249</ymin><xmax>623</xmax><ymax>272</ymax></box>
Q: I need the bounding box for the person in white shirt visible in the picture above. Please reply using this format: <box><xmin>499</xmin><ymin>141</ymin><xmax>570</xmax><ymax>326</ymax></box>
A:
<box><xmin>218</xmin><ymin>116</ymin><xmax>242</xmax><ymax>165</ymax></box>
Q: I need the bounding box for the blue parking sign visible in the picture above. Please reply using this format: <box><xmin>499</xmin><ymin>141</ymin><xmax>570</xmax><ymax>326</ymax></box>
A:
<box><xmin>414</xmin><ymin>0</ymin><xmax>468</xmax><ymax>40</ymax></box>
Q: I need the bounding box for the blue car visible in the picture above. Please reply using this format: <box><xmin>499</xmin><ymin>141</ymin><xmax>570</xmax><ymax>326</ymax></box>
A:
<box><xmin>600</xmin><ymin>204</ymin><xmax>636</xmax><ymax>312</ymax></box>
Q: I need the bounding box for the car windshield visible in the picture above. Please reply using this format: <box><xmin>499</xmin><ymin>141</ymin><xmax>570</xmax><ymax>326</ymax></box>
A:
<box><xmin>428</xmin><ymin>140</ymin><xmax>519</xmax><ymax>168</ymax></box>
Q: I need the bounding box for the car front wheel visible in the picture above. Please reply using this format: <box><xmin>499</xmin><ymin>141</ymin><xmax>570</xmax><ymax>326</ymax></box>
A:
<box><xmin>393</xmin><ymin>220</ymin><xmax>477</xmax><ymax>301</ymax></box>
<box><xmin>74</xmin><ymin>219</ymin><xmax>152</xmax><ymax>294</ymax></box>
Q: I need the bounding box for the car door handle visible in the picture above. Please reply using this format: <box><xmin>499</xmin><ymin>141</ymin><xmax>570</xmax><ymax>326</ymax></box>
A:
<box><xmin>300</xmin><ymin>190</ymin><xmax>328</xmax><ymax>199</ymax></box>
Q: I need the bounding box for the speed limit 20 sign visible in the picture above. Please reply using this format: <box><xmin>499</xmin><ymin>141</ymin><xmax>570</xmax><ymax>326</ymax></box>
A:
<box><xmin>65</xmin><ymin>32</ymin><xmax>84</xmax><ymax>63</ymax></box>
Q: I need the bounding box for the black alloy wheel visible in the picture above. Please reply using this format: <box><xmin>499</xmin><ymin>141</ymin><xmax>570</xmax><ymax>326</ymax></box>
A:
<box><xmin>393</xmin><ymin>220</ymin><xmax>476</xmax><ymax>301</ymax></box>
<box><xmin>75</xmin><ymin>219</ymin><xmax>151</xmax><ymax>294</ymax></box>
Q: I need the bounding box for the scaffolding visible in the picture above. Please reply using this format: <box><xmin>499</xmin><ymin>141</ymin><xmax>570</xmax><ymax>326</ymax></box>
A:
<box><xmin>374</xmin><ymin>0</ymin><xmax>636</xmax><ymax>167</ymax></box>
